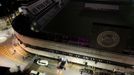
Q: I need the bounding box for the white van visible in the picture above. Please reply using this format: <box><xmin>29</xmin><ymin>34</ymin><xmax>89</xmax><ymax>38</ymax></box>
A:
<box><xmin>30</xmin><ymin>70</ymin><xmax>46</xmax><ymax>75</ymax></box>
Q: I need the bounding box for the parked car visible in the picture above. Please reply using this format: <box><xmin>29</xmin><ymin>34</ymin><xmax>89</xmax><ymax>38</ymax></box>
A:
<box><xmin>30</xmin><ymin>70</ymin><xmax>46</xmax><ymax>75</ymax></box>
<box><xmin>36</xmin><ymin>59</ymin><xmax>48</xmax><ymax>66</ymax></box>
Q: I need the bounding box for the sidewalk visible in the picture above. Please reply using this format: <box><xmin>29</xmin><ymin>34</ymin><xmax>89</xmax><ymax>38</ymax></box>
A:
<box><xmin>0</xmin><ymin>30</ymin><xmax>29</xmax><ymax>72</ymax></box>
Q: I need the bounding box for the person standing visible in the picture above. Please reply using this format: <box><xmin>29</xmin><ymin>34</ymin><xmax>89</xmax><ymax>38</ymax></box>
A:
<box><xmin>57</xmin><ymin>57</ymin><xmax>68</xmax><ymax>74</ymax></box>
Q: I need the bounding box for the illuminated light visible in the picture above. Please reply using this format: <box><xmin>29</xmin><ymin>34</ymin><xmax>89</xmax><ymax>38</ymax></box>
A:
<box><xmin>0</xmin><ymin>3</ymin><xmax>2</xmax><ymax>7</ymax></box>
<box><xmin>18</xmin><ymin>7</ymin><xmax>27</xmax><ymax>14</ymax></box>
<box><xmin>31</xmin><ymin>26</ymin><xmax>34</xmax><ymax>31</ymax></box>
<box><xmin>33</xmin><ymin>22</ymin><xmax>37</xmax><ymax>26</ymax></box>
<box><xmin>35</xmin><ymin>30</ymin><xmax>39</xmax><ymax>32</ymax></box>
<box><xmin>0</xmin><ymin>36</ymin><xmax>7</xmax><ymax>43</ymax></box>
<box><xmin>18</xmin><ymin>7</ymin><xmax>23</xmax><ymax>13</ymax></box>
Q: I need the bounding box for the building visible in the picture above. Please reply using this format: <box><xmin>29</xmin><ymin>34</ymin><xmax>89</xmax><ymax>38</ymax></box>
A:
<box><xmin>12</xmin><ymin>0</ymin><xmax>134</xmax><ymax>72</ymax></box>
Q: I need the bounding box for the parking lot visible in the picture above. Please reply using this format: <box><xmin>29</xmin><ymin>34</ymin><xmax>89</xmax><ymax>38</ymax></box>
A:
<box><xmin>25</xmin><ymin>55</ymin><xmax>116</xmax><ymax>75</ymax></box>
<box><xmin>25</xmin><ymin>56</ymin><xmax>91</xmax><ymax>75</ymax></box>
